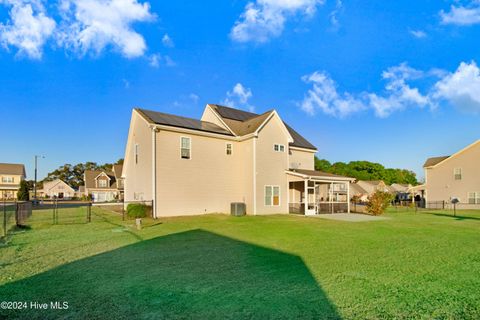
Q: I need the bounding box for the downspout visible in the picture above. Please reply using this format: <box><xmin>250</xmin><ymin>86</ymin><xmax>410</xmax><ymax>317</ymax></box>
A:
<box><xmin>253</xmin><ymin>137</ymin><xmax>257</xmax><ymax>215</ymax></box>
<box><xmin>151</xmin><ymin>127</ymin><xmax>158</xmax><ymax>219</ymax></box>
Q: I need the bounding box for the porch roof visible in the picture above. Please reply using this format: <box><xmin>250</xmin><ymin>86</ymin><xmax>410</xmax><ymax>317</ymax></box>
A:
<box><xmin>286</xmin><ymin>169</ymin><xmax>355</xmax><ymax>182</ymax></box>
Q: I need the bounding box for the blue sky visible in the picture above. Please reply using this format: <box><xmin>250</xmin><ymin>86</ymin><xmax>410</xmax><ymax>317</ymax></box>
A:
<box><xmin>1</xmin><ymin>0</ymin><xmax>480</xmax><ymax>181</ymax></box>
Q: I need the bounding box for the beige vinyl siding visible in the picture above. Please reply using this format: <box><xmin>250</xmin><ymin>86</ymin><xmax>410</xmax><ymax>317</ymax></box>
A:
<box><xmin>155</xmin><ymin>130</ymin><xmax>254</xmax><ymax>216</ymax></box>
<box><xmin>0</xmin><ymin>174</ymin><xmax>24</xmax><ymax>199</ymax></box>
<box><xmin>200</xmin><ymin>106</ymin><xmax>231</xmax><ymax>132</ymax></box>
<box><xmin>425</xmin><ymin>141</ymin><xmax>480</xmax><ymax>208</ymax></box>
<box><xmin>289</xmin><ymin>149</ymin><xmax>315</xmax><ymax>170</ymax></box>
<box><xmin>255</xmin><ymin>114</ymin><xmax>289</xmax><ymax>214</ymax></box>
<box><xmin>123</xmin><ymin>111</ymin><xmax>153</xmax><ymax>203</ymax></box>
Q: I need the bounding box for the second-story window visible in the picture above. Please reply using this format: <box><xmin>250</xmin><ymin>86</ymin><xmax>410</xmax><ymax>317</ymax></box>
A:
<box><xmin>181</xmin><ymin>137</ymin><xmax>191</xmax><ymax>159</ymax></box>
<box><xmin>274</xmin><ymin>144</ymin><xmax>285</xmax><ymax>152</ymax></box>
<box><xmin>454</xmin><ymin>168</ymin><xmax>462</xmax><ymax>180</ymax></box>
<box><xmin>135</xmin><ymin>143</ymin><xmax>139</xmax><ymax>164</ymax></box>
<box><xmin>226</xmin><ymin>143</ymin><xmax>232</xmax><ymax>155</ymax></box>
<box><xmin>98</xmin><ymin>179</ymin><xmax>107</xmax><ymax>188</ymax></box>
<box><xmin>1</xmin><ymin>177</ymin><xmax>14</xmax><ymax>183</ymax></box>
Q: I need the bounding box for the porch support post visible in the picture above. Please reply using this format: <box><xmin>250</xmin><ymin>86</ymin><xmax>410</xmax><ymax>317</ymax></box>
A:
<box><xmin>330</xmin><ymin>182</ymin><xmax>333</xmax><ymax>214</ymax></box>
<box><xmin>347</xmin><ymin>181</ymin><xmax>350</xmax><ymax>213</ymax></box>
<box><xmin>304</xmin><ymin>179</ymin><xmax>308</xmax><ymax>215</ymax></box>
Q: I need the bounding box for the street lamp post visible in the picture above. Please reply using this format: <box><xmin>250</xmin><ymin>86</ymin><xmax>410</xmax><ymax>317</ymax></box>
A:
<box><xmin>34</xmin><ymin>155</ymin><xmax>45</xmax><ymax>203</ymax></box>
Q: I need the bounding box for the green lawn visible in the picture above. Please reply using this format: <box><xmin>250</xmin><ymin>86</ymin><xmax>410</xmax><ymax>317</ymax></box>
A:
<box><xmin>1</xmin><ymin>207</ymin><xmax>480</xmax><ymax>319</ymax></box>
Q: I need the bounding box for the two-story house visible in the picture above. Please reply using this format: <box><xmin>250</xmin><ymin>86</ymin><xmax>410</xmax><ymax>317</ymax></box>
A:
<box><xmin>123</xmin><ymin>104</ymin><xmax>353</xmax><ymax>217</ymax></box>
<box><xmin>0</xmin><ymin>163</ymin><xmax>26</xmax><ymax>200</ymax></box>
<box><xmin>83</xmin><ymin>164</ymin><xmax>124</xmax><ymax>202</ymax></box>
<box><xmin>423</xmin><ymin>140</ymin><xmax>480</xmax><ymax>209</ymax></box>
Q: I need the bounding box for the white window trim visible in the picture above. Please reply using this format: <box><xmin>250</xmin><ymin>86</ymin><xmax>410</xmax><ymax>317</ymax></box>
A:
<box><xmin>274</xmin><ymin>144</ymin><xmax>285</xmax><ymax>152</ymax></box>
<box><xmin>454</xmin><ymin>167</ymin><xmax>462</xmax><ymax>180</ymax></box>
<box><xmin>226</xmin><ymin>142</ymin><xmax>233</xmax><ymax>155</ymax></box>
<box><xmin>180</xmin><ymin>136</ymin><xmax>192</xmax><ymax>160</ymax></box>
<box><xmin>468</xmin><ymin>192</ymin><xmax>480</xmax><ymax>204</ymax></box>
<box><xmin>264</xmin><ymin>185</ymin><xmax>281</xmax><ymax>207</ymax></box>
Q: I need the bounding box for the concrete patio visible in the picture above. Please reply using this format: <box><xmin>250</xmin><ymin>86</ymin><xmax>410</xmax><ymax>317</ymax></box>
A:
<box><xmin>308</xmin><ymin>213</ymin><xmax>390</xmax><ymax>222</ymax></box>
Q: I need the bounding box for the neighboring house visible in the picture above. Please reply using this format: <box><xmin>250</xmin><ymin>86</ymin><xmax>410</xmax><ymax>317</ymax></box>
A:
<box><xmin>349</xmin><ymin>183</ymin><xmax>369</xmax><ymax>202</ymax></box>
<box><xmin>123</xmin><ymin>104</ymin><xmax>354</xmax><ymax>217</ymax></box>
<box><xmin>83</xmin><ymin>165</ymin><xmax>124</xmax><ymax>202</ymax></box>
<box><xmin>356</xmin><ymin>180</ymin><xmax>390</xmax><ymax>195</ymax></box>
<box><xmin>0</xmin><ymin>163</ymin><xmax>26</xmax><ymax>200</ymax></box>
<box><xmin>390</xmin><ymin>183</ymin><xmax>412</xmax><ymax>193</ymax></box>
<box><xmin>390</xmin><ymin>183</ymin><xmax>412</xmax><ymax>201</ymax></box>
<box><xmin>423</xmin><ymin>140</ymin><xmax>480</xmax><ymax>209</ymax></box>
<box><xmin>39</xmin><ymin>179</ymin><xmax>75</xmax><ymax>199</ymax></box>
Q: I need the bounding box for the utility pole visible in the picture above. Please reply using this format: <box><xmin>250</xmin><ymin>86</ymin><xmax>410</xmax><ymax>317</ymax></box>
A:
<box><xmin>34</xmin><ymin>155</ymin><xmax>45</xmax><ymax>204</ymax></box>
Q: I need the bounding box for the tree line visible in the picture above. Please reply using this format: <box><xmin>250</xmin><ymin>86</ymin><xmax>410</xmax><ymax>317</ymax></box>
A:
<box><xmin>314</xmin><ymin>157</ymin><xmax>418</xmax><ymax>185</ymax></box>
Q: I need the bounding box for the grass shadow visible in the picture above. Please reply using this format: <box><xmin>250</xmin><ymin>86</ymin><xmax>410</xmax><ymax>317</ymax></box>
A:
<box><xmin>424</xmin><ymin>211</ymin><xmax>480</xmax><ymax>221</ymax></box>
<box><xmin>0</xmin><ymin>229</ymin><xmax>340</xmax><ymax>319</ymax></box>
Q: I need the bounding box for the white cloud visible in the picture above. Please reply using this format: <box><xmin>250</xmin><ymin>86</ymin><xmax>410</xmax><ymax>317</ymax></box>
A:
<box><xmin>148</xmin><ymin>53</ymin><xmax>175</xmax><ymax>68</ymax></box>
<box><xmin>440</xmin><ymin>3</ymin><xmax>480</xmax><ymax>25</ymax></box>
<box><xmin>329</xmin><ymin>0</ymin><xmax>342</xmax><ymax>30</ymax></box>
<box><xmin>433</xmin><ymin>61</ymin><xmax>480</xmax><ymax>114</ymax></box>
<box><xmin>368</xmin><ymin>63</ymin><xmax>430</xmax><ymax>117</ymax></box>
<box><xmin>0</xmin><ymin>0</ymin><xmax>56</xmax><ymax>59</ymax></box>
<box><xmin>409</xmin><ymin>29</ymin><xmax>427</xmax><ymax>38</ymax></box>
<box><xmin>223</xmin><ymin>83</ymin><xmax>255</xmax><ymax>111</ymax></box>
<box><xmin>300</xmin><ymin>71</ymin><xmax>366</xmax><ymax>117</ymax></box>
<box><xmin>148</xmin><ymin>53</ymin><xmax>160</xmax><ymax>67</ymax></box>
<box><xmin>162</xmin><ymin>33</ymin><xmax>174</xmax><ymax>47</ymax></box>
<box><xmin>57</xmin><ymin>0</ymin><xmax>155</xmax><ymax>58</ymax></box>
<box><xmin>189</xmin><ymin>93</ymin><xmax>199</xmax><ymax>104</ymax></box>
<box><xmin>300</xmin><ymin>63</ymin><xmax>431</xmax><ymax>118</ymax></box>
<box><xmin>231</xmin><ymin>0</ymin><xmax>324</xmax><ymax>43</ymax></box>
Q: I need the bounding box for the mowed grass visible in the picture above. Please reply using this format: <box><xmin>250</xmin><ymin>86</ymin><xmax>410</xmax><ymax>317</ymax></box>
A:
<box><xmin>1</xmin><ymin>207</ymin><xmax>480</xmax><ymax>319</ymax></box>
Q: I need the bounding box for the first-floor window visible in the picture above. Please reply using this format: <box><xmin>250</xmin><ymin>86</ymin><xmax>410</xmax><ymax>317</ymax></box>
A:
<box><xmin>468</xmin><ymin>192</ymin><xmax>480</xmax><ymax>204</ymax></box>
<box><xmin>265</xmin><ymin>186</ymin><xmax>280</xmax><ymax>206</ymax></box>
<box><xmin>181</xmin><ymin>137</ymin><xmax>191</xmax><ymax>159</ymax></box>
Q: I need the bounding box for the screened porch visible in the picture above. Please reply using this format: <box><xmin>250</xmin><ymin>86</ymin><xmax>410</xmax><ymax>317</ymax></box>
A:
<box><xmin>286</xmin><ymin>170</ymin><xmax>354</xmax><ymax>215</ymax></box>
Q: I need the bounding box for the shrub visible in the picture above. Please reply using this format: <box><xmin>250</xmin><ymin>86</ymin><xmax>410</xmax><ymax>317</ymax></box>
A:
<box><xmin>366</xmin><ymin>191</ymin><xmax>394</xmax><ymax>215</ymax></box>
<box><xmin>127</xmin><ymin>203</ymin><xmax>148</xmax><ymax>219</ymax></box>
<box><xmin>17</xmin><ymin>180</ymin><xmax>30</xmax><ymax>201</ymax></box>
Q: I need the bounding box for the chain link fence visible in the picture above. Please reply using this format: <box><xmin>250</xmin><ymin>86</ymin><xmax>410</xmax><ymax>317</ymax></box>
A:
<box><xmin>1</xmin><ymin>201</ymin><xmax>32</xmax><ymax>239</ymax></box>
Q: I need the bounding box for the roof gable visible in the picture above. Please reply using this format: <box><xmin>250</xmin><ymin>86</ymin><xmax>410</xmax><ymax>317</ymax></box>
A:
<box><xmin>423</xmin><ymin>140</ymin><xmax>480</xmax><ymax>168</ymax></box>
<box><xmin>208</xmin><ymin>104</ymin><xmax>317</xmax><ymax>150</ymax></box>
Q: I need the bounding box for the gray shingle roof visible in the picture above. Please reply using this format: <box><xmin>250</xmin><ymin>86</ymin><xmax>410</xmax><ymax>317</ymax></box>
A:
<box><xmin>423</xmin><ymin>156</ymin><xmax>450</xmax><ymax>168</ymax></box>
<box><xmin>137</xmin><ymin>108</ymin><xmax>233</xmax><ymax>136</ymax></box>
